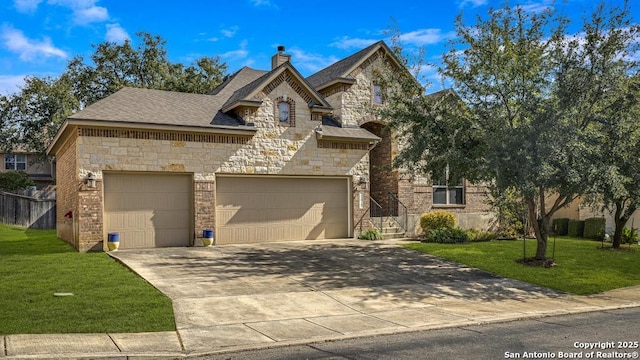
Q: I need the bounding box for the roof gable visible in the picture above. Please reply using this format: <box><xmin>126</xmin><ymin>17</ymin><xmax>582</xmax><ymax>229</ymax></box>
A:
<box><xmin>221</xmin><ymin>62</ymin><xmax>332</xmax><ymax>113</ymax></box>
<box><xmin>306</xmin><ymin>40</ymin><xmax>405</xmax><ymax>91</ymax></box>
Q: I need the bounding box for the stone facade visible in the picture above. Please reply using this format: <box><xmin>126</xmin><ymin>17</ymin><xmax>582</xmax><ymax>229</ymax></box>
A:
<box><xmin>50</xmin><ymin>41</ymin><xmax>494</xmax><ymax>251</ymax></box>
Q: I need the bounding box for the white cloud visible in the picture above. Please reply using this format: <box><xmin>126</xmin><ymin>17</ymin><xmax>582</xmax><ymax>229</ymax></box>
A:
<box><xmin>399</xmin><ymin>29</ymin><xmax>456</xmax><ymax>46</ymax></box>
<box><xmin>249</xmin><ymin>0</ymin><xmax>275</xmax><ymax>7</ymax></box>
<box><xmin>0</xmin><ymin>75</ymin><xmax>26</xmax><ymax>96</ymax></box>
<box><xmin>221</xmin><ymin>40</ymin><xmax>249</xmax><ymax>60</ymax></box>
<box><xmin>517</xmin><ymin>1</ymin><xmax>553</xmax><ymax>13</ymax></box>
<box><xmin>329</xmin><ymin>36</ymin><xmax>378</xmax><ymax>50</ymax></box>
<box><xmin>14</xmin><ymin>0</ymin><xmax>43</xmax><ymax>12</ymax></box>
<box><xmin>221</xmin><ymin>25</ymin><xmax>239</xmax><ymax>38</ymax></box>
<box><xmin>0</xmin><ymin>25</ymin><xmax>68</xmax><ymax>61</ymax></box>
<box><xmin>457</xmin><ymin>0</ymin><xmax>487</xmax><ymax>8</ymax></box>
<box><xmin>48</xmin><ymin>0</ymin><xmax>109</xmax><ymax>24</ymax></box>
<box><xmin>105</xmin><ymin>23</ymin><xmax>129</xmax><ymax>43</ymax></box>
<box><xmin>288</xmin><ymin>48</ymin><xmax>339</xmax><ymax>74</ymax></box>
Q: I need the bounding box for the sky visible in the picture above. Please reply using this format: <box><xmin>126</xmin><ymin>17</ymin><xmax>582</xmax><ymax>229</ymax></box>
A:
<box><xmin>0</xmin><ymin>0</ymin><xmax>638</xmax><ymax>96</ymax></box>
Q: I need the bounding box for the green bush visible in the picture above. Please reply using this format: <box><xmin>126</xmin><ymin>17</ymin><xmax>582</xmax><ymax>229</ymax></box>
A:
<box><xmin>359</xmin><ymin>229</ymin><xmax>382</xmax><ymax>240</ymax></box>
<box><xmin>420</xmin><ymin>211</ymin><xmax>456</xmax><ymax>234</ymax></box>
<box><xmin>467</xmin><ymin>229</ymin><xmax>497</xmax><ymax>242</ymax></box>
<box><xmin>425</xmin><ymin>227</ymin><xmax>468</xmax><ymax>244</ymax></box>
<box><xmin>622</xmin><ymin>227</ymin><xmax>639</xmax><ymax>245</ymax></box>
<box><xmin>0</xmin><ymin>171</ymin><xmax>35</xmax><ymax>191</ymax></box>
<box><xmin>567</xmin><ymin>220</ymin><xmax>585</xmax><ymax>237</ymax></box>
<box><xmin>552</xmin><ymin>218</ymin><xmax>569</xmax><ymax>235</ymax></box>
<box><xmin>584</xmin><ymin>217</ymin><xmax>606</xmax><ymax>240</ymax></box>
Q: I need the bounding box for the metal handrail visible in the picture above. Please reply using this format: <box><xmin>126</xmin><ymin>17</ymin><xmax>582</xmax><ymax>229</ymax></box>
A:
<box><xmin>388</xmin><ymin>192</ymin><xmax>408</xmax><ymax>232</ymax></box>
<box><xmin>370</xmin><ymin>197</ymin><xmax>383</xmax><ymax>231</ymax></box>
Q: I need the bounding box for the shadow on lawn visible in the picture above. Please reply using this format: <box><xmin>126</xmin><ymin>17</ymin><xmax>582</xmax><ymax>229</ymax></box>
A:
<box><xmin>0</xmin><ymin>227</ymin><xmax>73</xmax><ymax>256</ymax></box>
<box><xmin>112</xmin><ymin>241</ymin><xmax>564</xmax><ymax>304</ymax></box>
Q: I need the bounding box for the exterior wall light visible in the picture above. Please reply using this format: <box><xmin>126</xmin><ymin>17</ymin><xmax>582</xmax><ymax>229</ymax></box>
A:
<box><xmin>86</xmin><ymin>172</ymin><xmax>96</xmax><ymax>189</ymax></box>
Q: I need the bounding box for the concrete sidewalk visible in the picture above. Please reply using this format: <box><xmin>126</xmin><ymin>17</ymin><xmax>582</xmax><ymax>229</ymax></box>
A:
<box><xmin>3</xmin><ymin>239</ymin><xmax>639</xmax><ymax>359</ymax></box>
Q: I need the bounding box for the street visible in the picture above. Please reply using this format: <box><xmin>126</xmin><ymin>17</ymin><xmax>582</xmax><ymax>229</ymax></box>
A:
<box><xmin>205</xmin><ymin>307</ymin><xmax>640</xmax><ymax>360</ymax></box>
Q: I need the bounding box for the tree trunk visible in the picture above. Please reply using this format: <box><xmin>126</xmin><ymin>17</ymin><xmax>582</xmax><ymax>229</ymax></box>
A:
<box><xmin>525</xmin><ymin>195</ymin><xmax>548</xmax><ymax>260</ymax></box>
<box><xmin>611</xmin><ymin>200</ymin><xmax>636</xmax><ymax>249</ymax></box>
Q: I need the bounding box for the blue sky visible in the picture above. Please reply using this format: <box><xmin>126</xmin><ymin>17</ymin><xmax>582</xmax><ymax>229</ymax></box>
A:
<box><xmin>1</xmin><ymin>0</ymin><xmax>638</xmax><ymax>96</ymax></box>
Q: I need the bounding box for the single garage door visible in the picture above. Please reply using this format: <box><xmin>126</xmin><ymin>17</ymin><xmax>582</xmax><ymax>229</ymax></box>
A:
<box><xmin>104</xmin><ymin>172</ymin><xmax>192</xmax><ymax>249</ymax></box>
<box><xmin>216</xmin><ymin>176</ymin><xmax>350</xmax><ymax>244</ymax></box>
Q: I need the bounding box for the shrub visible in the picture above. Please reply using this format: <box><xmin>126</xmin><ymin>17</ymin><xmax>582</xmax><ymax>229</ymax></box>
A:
<box><xmin>622</xmin><ymin>227</ymin><xmax>639</xmax><ymax>245</ymax></box>
<box><xmin>467</xmin><ymin>229</ymin><xmax>497</xmax><ymax>242</ymax></box>
<box><xmin>552</xmin><ymin>218</ymin><xmax>569</xmax><ymax>235</ymax></box>
<box><xmin>567</xmin><ymin>220</ymin><xmax>585</xmax><ymax>237</ymax></box>
<box><xmin>420</xmin><ymin>211</ymin><xmax>455</xmax><ymax>234</ymax></box>
<box><xmin>0</xmin><ymin>171</ymin><xmax>35</xmax><ymax>191</ymax></box>
<box><xmin>584</xmin><ymin>217</ymin><xmax>606</xmax><ymax>240</ymax></box>
<box><xmin>359</xmin><ymin>229</ymin><xmax>382</xmax><ymax>240</ymax></box>
<box><xmin>425</xmin><ymin>227</ymin><xmax>468</xmax><ymax>244</ymax></box>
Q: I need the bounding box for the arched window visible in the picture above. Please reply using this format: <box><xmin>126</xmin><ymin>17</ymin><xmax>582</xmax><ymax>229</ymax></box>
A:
<box><xmin>278</xmin><ymin>102</ymin><xmax>290</xmax><ymax>123</ymax></box>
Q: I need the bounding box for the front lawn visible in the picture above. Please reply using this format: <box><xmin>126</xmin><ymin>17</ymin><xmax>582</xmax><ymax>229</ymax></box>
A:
<box><xmin>405</xmin><ymin>237</ymin><xmax>640</xmax><ymax>295</ymax></box>
<box><xmin>0</xmin><ymin>224</ymin><xmax>175</xmax><ymax>334</ymax></box>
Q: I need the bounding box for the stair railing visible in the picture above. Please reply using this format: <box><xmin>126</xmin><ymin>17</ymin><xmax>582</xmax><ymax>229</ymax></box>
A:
<box><xmin>370</xmin><ymin>197</ymin><xmax>383</xmax><ymax>231</ymax></box>
<box><xmin>388</xmin><ymin>192</ymin><xmax>408</xmax><ymax>232</ymax></box>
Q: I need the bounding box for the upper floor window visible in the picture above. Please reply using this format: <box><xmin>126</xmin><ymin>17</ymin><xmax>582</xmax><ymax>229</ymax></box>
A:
<box><xmin>5</xmin><ymin>154</ymin><xmax>27</xmax><ymax>171</ymax></box>
<box><xmin>275</xmin><ymin>96</ymin><xmax>295</xmax><ymax>127</ymax></box>
<box><xmin>432</xmin><ymin>165</ymin><xmax>465</xmax><ymax>205</ymax></box>
<box><xmin>278</xmin><ymin>102</ymin><xmax>290</xmax><ymax>123</ymax></box>
<box><xmin>373</xmin><ymin>84</ymin><xmax>383</xmax><ymax>105</ymax></box>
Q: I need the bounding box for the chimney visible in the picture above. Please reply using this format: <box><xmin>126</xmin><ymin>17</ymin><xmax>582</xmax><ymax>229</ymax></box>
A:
<box><xmin>271</xmin><ymin>45</ymin><xmax>291</xmax><ymax>69</ymax></box>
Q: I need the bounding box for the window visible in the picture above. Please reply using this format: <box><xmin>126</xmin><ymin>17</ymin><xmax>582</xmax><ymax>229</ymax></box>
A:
<box><xmin>5</xmin><ymin>154</ymin><xmax>26</xmax><ymax>171</ymax></box>
<box><xmin>275</xmin><ymin>96</ymin><xmax>295</xmax><ymax>127</ymax></box>
<box><xmin>373</xmin><ymin>84</ymin><xmax>383</xmax><ymax>104</ymax></box>
<box><xmin>432</xmin><ymin>165</ymin><xmax>464</xmax><ymax>205</ymax></box>
<box><xmin>278</xmin><ymin>102</ymin><xmax>290</xmax><ymax>123</ymax></box>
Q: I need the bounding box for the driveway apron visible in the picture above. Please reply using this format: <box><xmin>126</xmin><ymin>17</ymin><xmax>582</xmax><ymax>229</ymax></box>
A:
<box><xmin>109</xmin><ymin>239</ymin><xmax>570</xmax><ymax>352</ymax></box>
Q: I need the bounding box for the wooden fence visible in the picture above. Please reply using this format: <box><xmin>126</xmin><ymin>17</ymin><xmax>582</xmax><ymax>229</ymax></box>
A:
<box><xmin>0</xmin><ymin>191</ymin><xmax>56</xmax><ymax>229</ymax></box>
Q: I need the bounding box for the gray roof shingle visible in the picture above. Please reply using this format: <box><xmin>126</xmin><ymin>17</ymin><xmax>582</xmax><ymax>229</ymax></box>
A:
<box><xmin>306</xmin><ymin>40</ymin><xmax>385</xmax><ymax>89</ymax></box>
<box><xmin>70</xmin><ymin>67</ymin><xmax>268</xmax><ymax>128</ymax></box>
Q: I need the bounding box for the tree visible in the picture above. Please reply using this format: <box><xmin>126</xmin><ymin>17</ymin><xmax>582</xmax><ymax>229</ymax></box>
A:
<box><xmin>379</xmin><ymin>2</ymin><xmax>637</xmax><ymax>260</ymax></box>
<box><xmin>0</xmin><ymin>171</ymin><xmax>35</xmax><ymax>191</ymax></box>
<box><xmin>1</xmin><ymin>32</ymin><xmax>227</xmax><ymax>157</ymax></box>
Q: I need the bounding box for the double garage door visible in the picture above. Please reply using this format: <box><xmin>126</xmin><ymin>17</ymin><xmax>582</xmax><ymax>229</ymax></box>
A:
<box><xmin>215</xmin><ymin>176</ymin><xmax>350</xmax><ymax>244</ymax></box>
<box><xmin>104</xmin><ymin>173</ymin><xmax>350</xmax><ymax>248</ymax></box>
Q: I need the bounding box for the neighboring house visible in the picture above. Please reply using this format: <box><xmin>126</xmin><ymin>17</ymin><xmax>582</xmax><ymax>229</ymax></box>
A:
<box><xmin>1</xmin><ymin>151</ymin><xmax>55</xmax><ymax>188</ymax></box>
<box><xmin>47</xmin><ymin>41</ymin><xmax>491</xmax><ymax>252</ymax></box>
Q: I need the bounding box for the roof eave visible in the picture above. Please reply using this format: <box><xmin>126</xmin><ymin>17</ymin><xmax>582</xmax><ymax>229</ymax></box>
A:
<box><xmin>221</xmin><ymin>99</ymin><xmax>263</xmax><ymax>113</ymax></box>
<box><xmin>47</xmin><ymin>118</ymin><xmax>257</xmax><ymax>155</ymax></box>
<box><xmin>315</xmin><ymin>77</ymin><xmax>357</xmax><ymax>92</ymax></box>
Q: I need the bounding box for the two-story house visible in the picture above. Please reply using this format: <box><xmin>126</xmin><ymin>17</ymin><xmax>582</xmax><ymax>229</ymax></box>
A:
<box><xmin>47</xmin><ymin>41</ymin><xmax>491</xmax><ymax>252</ymax></box>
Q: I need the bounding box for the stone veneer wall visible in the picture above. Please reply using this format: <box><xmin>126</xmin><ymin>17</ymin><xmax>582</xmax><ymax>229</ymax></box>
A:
<box><xmin>69</xmin><ymin>78</ymin><xmax>370</xmax><ymax>250</ymax></box>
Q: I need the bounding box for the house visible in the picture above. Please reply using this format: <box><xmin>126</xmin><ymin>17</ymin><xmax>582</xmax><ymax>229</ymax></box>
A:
<box><xmin>47</xmin><ymin>41</ymin><xmax>491</xmax><ymax>252</ymax></box>
<box><xmin>1</xmin><ymin>150</ymin><xmax>55</xmax><ymax>189</ymax></box>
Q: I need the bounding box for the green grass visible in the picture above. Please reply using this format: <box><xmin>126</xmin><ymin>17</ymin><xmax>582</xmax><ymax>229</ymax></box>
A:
<box><xmin>405</xmin><ymin>237</ymin><xmax>640</xmax><ymax>295</ymax></box>
<box><xmin>0</xmin><ymin>224</ymin><xmax>175</xmax><ymax>335</ymax></box>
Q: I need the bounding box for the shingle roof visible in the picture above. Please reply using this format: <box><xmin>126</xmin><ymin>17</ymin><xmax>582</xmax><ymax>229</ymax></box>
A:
<box><xmin>315</xmin><ymin>125</ymin><xmax>381</xmax><ymax>143</ymax></box>
<box><xmin>69</xmin><ymin>67</ymin><xmax>268</xmax><ymax>128</ymax></box>
<box><xmin>306</xmin><ymin>41</ymin><xmax>385</xmax><ymax>89</ymax></box>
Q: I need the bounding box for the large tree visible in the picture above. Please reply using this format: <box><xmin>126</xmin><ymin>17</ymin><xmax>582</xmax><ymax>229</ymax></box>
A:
<box><xmin>379</xmin><ymin>2</ymin><xmax>637</xmax><ymax>260</ymax></box>
<box><xmin>1</xmin><ymin>32</ymin><xmax>227</xmax><ymax>158</ymax></box>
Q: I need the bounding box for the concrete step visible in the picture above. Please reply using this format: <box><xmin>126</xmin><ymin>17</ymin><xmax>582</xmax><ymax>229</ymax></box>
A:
<box><xmin>381</xmin><ymin>232</ymin><xmax>406</xmax><ymax>240</ymax></box>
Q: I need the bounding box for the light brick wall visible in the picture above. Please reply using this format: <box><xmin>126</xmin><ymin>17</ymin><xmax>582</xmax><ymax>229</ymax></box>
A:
<box><xmin>54</xmin><ymin>132</ymin><xmax>78</xmax><ymax>248</ymax></box>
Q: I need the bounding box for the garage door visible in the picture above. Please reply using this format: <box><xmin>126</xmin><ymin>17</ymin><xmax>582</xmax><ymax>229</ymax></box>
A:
<box><xmin>104</xmin><ymin>172</ymin><xmax>192</xmax><ymax>249</ymax></box>
<box><xmin>216</xmin><ymin>176</ymin><xmax>349</xmax><ymax>244</ymax></box>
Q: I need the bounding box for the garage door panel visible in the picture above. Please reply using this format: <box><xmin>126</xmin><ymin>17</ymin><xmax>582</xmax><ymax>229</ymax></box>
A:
<box><xmin>216</xmin><ymin>177</ymin><xmax>349</xmax><ymax>244</ymax></box>
<box><xmin>104</xmin><ymin>173</ymin><xmax>191</xmax><ymax>249</ymax></box>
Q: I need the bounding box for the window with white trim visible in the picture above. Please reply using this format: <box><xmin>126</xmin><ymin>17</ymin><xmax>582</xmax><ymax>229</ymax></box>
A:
<box><xmin>432</xmin><ymin>165</ymin><xmax>464</xmax><ymax>205</ymax></box>
<box><xmin>5</xmin><ymin>154</ymin><xmax>27</xmax><ymax>171</ymax></box>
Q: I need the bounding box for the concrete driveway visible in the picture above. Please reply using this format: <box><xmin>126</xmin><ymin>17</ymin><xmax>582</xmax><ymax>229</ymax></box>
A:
<box><xmin>109</xmin><ymin>239</ymin><xmax>617</xmax><ymax>354</ymax></box>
